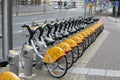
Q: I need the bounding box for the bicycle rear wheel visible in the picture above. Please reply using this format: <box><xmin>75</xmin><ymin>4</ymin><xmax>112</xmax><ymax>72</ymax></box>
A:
<box><xmin>66</xmin><ymin>51</ymin><xmax>74</xmax><ymax>69</ymax></box>
<box><xmin>85</xmin><ymin>38</ymin><xmax>89</xmax><ymax>49</ymax></box>
<box><xmin>78</xmin><ymin>43</ymin><xmax>84</xmax><ymax>58</ymax></box>
<box><xmin>46</xmin><ymin>56</ymin><xmax>68</xmax><ymax>78</ymax></box>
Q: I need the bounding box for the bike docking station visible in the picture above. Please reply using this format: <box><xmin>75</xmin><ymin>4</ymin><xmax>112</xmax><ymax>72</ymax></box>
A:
<box><xmin>22</xmin><ymin>44</ymin><xmax>33</xmax><ymax>76</ymax></box>
<box><xmin>8</xmin><ymin>50</ymin><xmax>19</xmax><ymax>76</ymax></box>
<box><xmin>19</xmin><ymin>16</ymin><xmax>104</xmax><ymax>79</ymax></box>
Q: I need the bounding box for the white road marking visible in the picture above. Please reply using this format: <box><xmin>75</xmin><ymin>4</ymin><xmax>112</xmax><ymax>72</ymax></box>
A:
<box><xmin>70</xmin><ymin>67</ymin><xmax>120</xmax><ymax>78</ymax></box>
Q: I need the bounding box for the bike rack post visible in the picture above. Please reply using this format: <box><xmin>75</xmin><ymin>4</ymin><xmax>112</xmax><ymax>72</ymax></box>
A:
<box><xmin>8</xmin><ymin>50</ymin><xmax>19</xmax><ymax>75</ymax></box>
<box><xmin>23</xmin><ymin>44</ymin><xmax>33</xmax><ymax>76</ymax></box>
<box><xmin>35</xmin><ymin>41</ymin><xmax>44</xmax><ymax>69</ymax></box>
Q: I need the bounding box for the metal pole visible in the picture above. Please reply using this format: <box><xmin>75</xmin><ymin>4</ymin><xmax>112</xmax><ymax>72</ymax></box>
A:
<box><xmin>2</xmin><ymin>0</ymin><xmax>13</xmax><ymax>60</ymax></box>
<box><xmin>89</xmin><ymin>7</ymin><xmax>92</xmax><ymax>16</ymax></box>
<box><xmin>84</xmin><ymin>0</ymin><xmax>87</xmax><ymax>17</ymax></box>
<box><xmin>115</xmin><ymin>6</ymin><xmax>118</xmax><ymax>17</ymax></box>
<box><xmin>59</xmin><ymin>0</ymin><xmax>62</xmax><ymax>12</ymax></box>
<box><xmin>102</xmin><ymin>0</ymin><xmax>104</xmax><ymax>11</ymax></box>
<box><xmin>100</xmin><ymin>0</ymin><xmax>102</xmax><ymax>12</ymax></box>
<box><xmin>94</xmin><ymin>0</ymin><xmax>96</xmax><ymax>14</ymax></box>
<box><xmin>44</xmin><ymin>0</ymin><xmax>46</xmax><ymax>14</ymax></box>
<box><xmin>91</xmin><ymin>7</ymin><xmax>93</xmax><ymax>16</ymax></box>
<box><xmin>16</xmin><ymin>0</ymin><xmax>19</xmax><ymax>16</ymax></box>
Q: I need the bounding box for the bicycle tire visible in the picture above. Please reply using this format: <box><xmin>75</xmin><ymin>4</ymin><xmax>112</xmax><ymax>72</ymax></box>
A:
<box><xmin>85</xmin><ymin>38</ymin><xmax>89</xmax><ymax>49</ymax></box>
<box><xmin>88</xmin><ymin>35</ymin><xmax>92</xmax><ymax>46</ymax></box>
<box><xmin>72</xmin><ymin>46</ymin><xmax>79</xmax><ymax>63</ymax></box>
<box><xmin>78</xmin><ymin>43</ymin><xmax>84</xmax><ymax>58</ymax></box>
<box><xmin>82</xmin><ymin>41</ymin><xmax>86</xmax><ymax>52</ymax></box>
<box><xmin>46</xmin><ymin>56</ymin><xmax>68</xmax><ymax>78</ymax></box>
<box><xmin>66</xmin><ymin>50</ymin><xmax>74</xmax><ymax>69</ymax></box>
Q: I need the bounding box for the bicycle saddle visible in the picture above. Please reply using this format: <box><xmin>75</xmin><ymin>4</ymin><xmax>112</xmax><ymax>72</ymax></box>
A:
<box><xmin>43</xmin><ymin>36</ymin><xmax>55</xmax><ymax>46</ymax></box>
<box><xmin>54</xmin><ymin>32</ymin><xmax>63</xmax><ymax>40</ymax></box>
<box><xmin>68</xmin><ymin>27</ymin><xmax>76</xmax><ymax>34</ymax></box>
<box><xmin>0</xmin><ymin>60</ymin><xmax>8</xmax><ymax>67</ymax></box>
<box><xmin>93</xmin><ymin>18</ymin><xmax>99</xmax><ymax>22</ymax></box>
<box><xmin>87</xmin><ymin>21</ymin><xmax>93</xmax><ymax>24</ymax></box>
<box><xmin>61</xmin><ymin>30</ymin><xmax>69</xmax><ymax>38</ymax></box>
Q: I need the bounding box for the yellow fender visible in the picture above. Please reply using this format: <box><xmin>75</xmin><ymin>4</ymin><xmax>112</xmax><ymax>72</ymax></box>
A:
<box><xmin>91</xmin><ymin>25</ymin><xmax>98</xmax><ymax>31</ymax></box>
<box><xmin>100</xmin><ymin>22</ymin><xmax>104</xmax><ymax>26</ymax></box>
<box><xmin>97</xmin><ymin>21</ymin><xmax>103</xmax><ymax>26</ymax></box>
<box><xmin>0</xmin><ymin>71</ymin><xmax>21</xmax><ymax>80</ymax></box>
<box><xmin>56</xmin><ymin>42</ymin><xmax>72</xmax><ymax>54</ymax></box>
<box><xmin>75</xmin><ymin>34</ymin><xmax>85</xmax><ymax>41</ymax></box>
<box><xmin>98</xmin><ymin>22</ymin><xmax>104</xmax><ymax>29</ymax></box>
<box><xmin>43</xmin><ymin>46</ymin><xmax>66</xmax><ymax>64</ymax></box>
<box><xmin>79</xmin><ymin>32</ymin><xmax>89</xmax><ymax>38</ymax></box>
<box><xmin>70</xmin><ymin>36</ymin><xmax>83</xmax><ymax>44</ymax></box>
<box><xmin>89</xmin><ymin>28</ymin><xmax>96</xmax><ymax>33</ymax></box>
<box><xmin>95</xmin><ymin>23</ymin><xmax>100</xmax><ymax>29</ymax></box>
<box><xmin>83</xmin><ymin>30</ymin><xmax>91</xmax><ymax>36</ymax></box>
<box><xmin>64</xmin><ymin>39</ymin><xmax>77</xmax><ymax>49</ymax></box>
<box><xmin>86</xmin><ymin>28</ymin><xmax>93</xmax><ymax>34</ymax></box>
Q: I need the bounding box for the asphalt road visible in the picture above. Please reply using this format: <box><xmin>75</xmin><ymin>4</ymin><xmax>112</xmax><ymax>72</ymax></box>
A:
<box><xmin>0</xmin><ymin>8</ymin><xmax>85</xmax><ymax>50</ymax></box>
<box><xmin>0</xmin><ymin>6</ymin><xmax>102</xmax><ymax>52</ymax></box>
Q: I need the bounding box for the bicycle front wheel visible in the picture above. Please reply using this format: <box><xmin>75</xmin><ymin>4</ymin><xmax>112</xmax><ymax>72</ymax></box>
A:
<box><xmin>46</xmin><ymin>56</ymin><xmax>68</xmax><ymax>78</ymax></box>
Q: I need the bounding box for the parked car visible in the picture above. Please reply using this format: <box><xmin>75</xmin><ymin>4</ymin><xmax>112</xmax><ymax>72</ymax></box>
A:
<box><xmin>51</xmin><ymin>4</ymin><xmax>60</xmax><ymax>9</ymax></box>
<box><xmin>64</xmin><ymin>3</ymin><xmax>71</xmax><ymax>9</ymax></box>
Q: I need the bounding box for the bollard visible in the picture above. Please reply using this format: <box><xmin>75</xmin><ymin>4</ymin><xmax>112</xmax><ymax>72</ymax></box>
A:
<box><xmin>8</xmin><ymin>50</ymin><xmax>19</xmax><ymax>76</ymax></box>
<box><xmin>23</xmin><ymin>44</ymin><xmax>33</xmax><ymax>76</ymax></box>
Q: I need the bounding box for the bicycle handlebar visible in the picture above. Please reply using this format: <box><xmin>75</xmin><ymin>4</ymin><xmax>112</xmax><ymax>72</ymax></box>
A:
<box><xmin>21</xmin><ymin>24</ymin><xmax>29</xmax><ymax>28</ymax></box>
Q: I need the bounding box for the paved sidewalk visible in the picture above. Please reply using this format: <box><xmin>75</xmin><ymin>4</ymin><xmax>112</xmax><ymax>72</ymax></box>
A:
<box><xmin>1</xmin><ymin>9</ymin><xmax>120</xmax><ymax>80</ymax></box>
<box><xmin>15</xmin><ymin>14</ymin><xmax>120</xmax><ymax>80</ymax></box>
